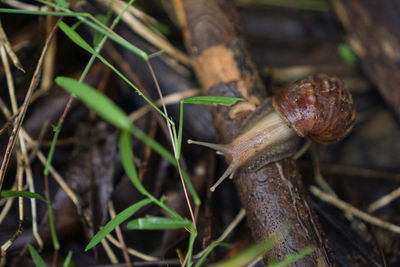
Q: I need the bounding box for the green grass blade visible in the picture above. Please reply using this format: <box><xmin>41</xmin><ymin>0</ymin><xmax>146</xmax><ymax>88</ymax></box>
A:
<box><xmin>1</xmin><ymin>190</ymin><xmax>46</xmax><ymax>202</ymax></box>
<box><xmin>194</xmin><ymin>242</ymin><xmax>218</xmax><ymax>267</ymax></box>
<box><xmin>209</xmin><ymin>237</ymin><xmax>278</xmax><ymax>267</ymax></box>
<box><xmin>186</xmin><ymin>225</ymin><xmax>197</xmax><ymax>267</ymax></box>
<box><xmin>44</xmin><ymin>121</ymin><xmax>62</xmax><ymax>177</ymax></box>
<box><xmin>47</xmin><ymin>201</ymin><xmax>60</xmax><ymax>250</ymax></box>
<box><xmin>127</xmin><ymin>217</ymin><xmax>192</xmax><ymax>230</ymax></box>
<box><xmin>0</xmin><ymin>8</ymin><xmax>77</xmax><ymax>16</ymax></box>
<box><xmin>58</xmin><ymin>21</ymin><xmax>96</xmax><ymax>54</ymax></box>
<box><xmin>181</xmin><ymin>169</ymin><xmax>200</xmax><ymax>206</ymax></box>
<box><xmin>27</xmin><ymin>244</ymin><xmax>47</xmax><ymax>267</ymax></box>
<box><xmin>55</xmin><ymin>77</ymin><xmax>132</xmax><ymax>131</ymax></box>
<box><xmin>54</xmin><ymin>0</ymin><xmax>68</xmax><ymax>9</ymax></box>
<box><xmin>62</xmin><ymin>251</ymin><xmax>73</xmax><ymax>267</ymax></box>
<box><xmin>130</xmin><ymin>124</ymin><xmax>176</xmax><ymax>165</ymax></box>
<box><xmin>182</xmin><ymin>96</ymin><xmax>244</xmax><ymax>106</ymax></box>
<box><xmin>267</xmin><ymin>247</ymin><xmax>314</xmax><ymax>267</ymax></box>
<box><xmin>176</xmin><ymin>101</ymin><xmax>184</xmax><ymax>159</ymax></box>
<box><xmin>93</xmin><ymin>14</ymin><xmax>109</xmax><ymax>48</ymax></box>
<box><xmin>117</xmin><ymin>135</ymin><xmax>181</xmax><ymax>219</ymax></box>
<box><xmin>118</xmin><ymin>131</ymin><xmax>149</xmax><ymax>195</ymax></box>
<box><xmin>85</xmin><ymin>198</ymin><xmax>152</xmax><ymax>251</ymax></box>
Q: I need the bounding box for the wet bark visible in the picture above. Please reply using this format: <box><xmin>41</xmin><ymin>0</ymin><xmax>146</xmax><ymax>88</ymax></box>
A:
<box><xmin>178</xmin><ymin>0</ymin><xmax>335</xmax><ymax>265</ymax></box>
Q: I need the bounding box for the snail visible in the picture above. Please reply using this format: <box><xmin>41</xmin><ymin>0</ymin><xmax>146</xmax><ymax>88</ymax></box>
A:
<box><xmin>188</xmin><ymin>74</ymin><xmax>356</xmax><ymax>192</ymax></box>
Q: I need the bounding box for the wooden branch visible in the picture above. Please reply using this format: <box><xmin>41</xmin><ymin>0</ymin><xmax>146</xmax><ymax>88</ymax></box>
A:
<box><xmin>177</xmin><ymin>0</ymin><xmax>335</xmax><ymax>265</ymax></box>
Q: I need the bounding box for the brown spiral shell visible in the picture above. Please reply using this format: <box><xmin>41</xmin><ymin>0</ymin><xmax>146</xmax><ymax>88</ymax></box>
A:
<box><xmin>272</xmin><ymin>74</ymin><xmax>356</xmax><ymax>144</ymax></box>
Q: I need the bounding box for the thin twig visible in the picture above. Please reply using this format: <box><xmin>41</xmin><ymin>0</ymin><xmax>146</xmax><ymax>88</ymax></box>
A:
<box><xmin>0</xmin><ymin>220</ymin><xmax>23</xmax><ymax>266</ymax></box>
<box><xmin>105</xmin><ymin>234</ymin><xmax>159</xmax><ymax>261</ymax></box>
<box><xmin>0</xmin><ymin>111</ymin><xmax>19</xmax><ymax>137</ymax></box>
<box><xmin>310</xmin><ymin>145</ymin><xmax>336</xmax><ymax>196</ymax></box>
<box><xmin>368</xmin><ymin>187</ymin><xmax>400</xmax><ymax>213</ymax></box>
<box><xmin>0</xmin><ymin>97</ymin><xmax>80</xmax><ymax>208</ymax></box>
<box><xmin>1</xmin><ymin>37</ymin><xmax>43</xmax><ymax>248</ymax></box>
<box><xmin>0</xmin><ymin>19</ymin><xmax>24</xmax><ymax>72</ymax></box>
<box><xmin>0</xmin><ymin>18</ymin><xmax>61</xmax><ymax>192</ymax></box>
<box><xmin>310</xmin><ymin>186</ymin><xmax>400</xmax><ymax>234</ymax></box>
<box><xmin>292</xmin><ymin>140</ymin><xmax>312</xmax><ymax>160</ymax></box>
<box><xmin>101</xmin><ymin>239</ymin><xmax>118</xmax><ymax>264</ymax></box>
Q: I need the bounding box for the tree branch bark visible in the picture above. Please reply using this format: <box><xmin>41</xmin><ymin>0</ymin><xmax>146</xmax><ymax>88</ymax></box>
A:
<box><xmin>177</xmin><ymin>0</ymin><xmax>335</xmax><ymax>265</ymax></box>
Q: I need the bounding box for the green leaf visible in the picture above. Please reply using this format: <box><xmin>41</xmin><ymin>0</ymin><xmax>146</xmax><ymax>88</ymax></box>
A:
<box><xmin>47</xmin><ymin>201</ymin><xmax>60</xmax><ymax>250</ymax></box>
<box><xmin>127</xmin><ymin>216</ymin><xmax>192</xmax><ymax>230</ymax></box>
<box><xmin>267</xmin><ymin>247</ymin><xmax>314</xmax><ymax>267</ymax></box>
<box><xmin>338</xmin><ymin>43</ymin><xmax>357</xmax><ymax>66</ymax></box>
<box><xmin>28</xmin><ymin>244</ymin><xmax>47</xmax><ymax>267</ymax></box>
<box><xmin>85</xmin><ymin>198</ymin><xmax>152</xmax><ymax>251</ymax></box>
<box><xmin>55</xmin><ymin>77</ymin><xmax>132</xmax><ymax>132</ymax></box>
<box><xmin>176</xmin><ymin>101</ymin><xmax>184</xmax><ymax>159</ymax></box>
<box><xmin>130</xmin><ymin>124</ymin><xmax>176</xmax><ymax>165</ymax></box>
<box><xmin>58</xmin><ymin>21</ymin><xmax>96</xmax><ymax>55</ymax></box>
<box><xmin>182</xmin><ymin>96</ymin><xmax>244</xmax><ymax>106</ymax></box>
<box><xmin>54</xmin><ymin>0</ymin><xmax>68</xmax><ymax>9</ymax></box>
<box><xmin>119</xmin><ymin>131</ymin><xmax>181</xmax><ymax>219</ymax></box>
<box><xmin>62</xmin><ymin>251</ymin><xmax>73</xmax><ymax>267</ymax></box>
<box><xmin>44</xmin><ymin>120</ymin><xmax>62</xmax><ymax>176</ymax></box>
<box><xmin>93</xmin><ymin>14</ymin><xmax>109</xmax><ymax>48</ymax></box>
<box><xmin>208</xmin><ymin>237</ymin><xmax>279</xmax><ymax>267</ymax></box>
<box><xmin>1</xmin><ymin>190</ymin><xmax>46</xmax><ymax>202</ymax></box>
<box><xmin>118</xmin><ymin>131</ymin><xmax>148</xmax><ymax>195</ymax></box>
<box><xmin>181</xmin><ymin>169</ymin><xmax>201</xmax><ymax>206</ymax></box>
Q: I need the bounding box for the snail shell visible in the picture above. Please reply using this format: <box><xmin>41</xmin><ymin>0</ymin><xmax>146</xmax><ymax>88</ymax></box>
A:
<box><xmin>273</xmin><ymin>74</ymin><xmax>356</xmax><ymax>144</ymax></box>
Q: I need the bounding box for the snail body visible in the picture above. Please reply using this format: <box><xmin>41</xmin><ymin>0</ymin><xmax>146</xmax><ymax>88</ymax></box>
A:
<box><xmin>189</xmin><ymin>74</ymin><xmax>356</xmax><ymax>191</ymax></box>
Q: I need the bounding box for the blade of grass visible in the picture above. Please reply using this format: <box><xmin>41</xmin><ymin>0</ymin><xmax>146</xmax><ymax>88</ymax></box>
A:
<box><xmin>55</xmin><ymin>77</ymin><xmax>132</xmax><ymax>131</ymax></box>
<box><xmin>85</xmin><ymin>198</ymin><xmax>152</xmax><ymax>251</ymax></box>
<box><xmin>43</xmin><ymin>120</ymin><xmax>62</xmax><ymax>176</ymax></box>
<box><xmin>47</xmin><ymin>200</ymin><xmax>60</xmax><ymax>250</ymax></box>
<box><xmin>176</xmin><ymin>101</ymin><xmax>184</xmax><ymax>159</ymax></box>
<box><xmin>185</xmin><ymin>225</ymin><xmax>197</xmax><ymax>267</ymax></box>
<box><xmin>130</xmin><ymin>124</ymin><xmax>175</xmax><ymax>165</ymax></box>
<box><xmin>118</xmin><ymin>131</ymin><xmax>148</xmax><ymax>195</ymax></box>
<box><xmin>54</xmin><ymin>0</ymin><xmax>68</xmax><ymax>9</ymax></box>
<box><xmin>93</xmin><ymin>14</ymin><xmax>109</xmax><ymax>48</ymax></box>
<box><xmin>27</xmin><ymin>244</ymin><xmax>47</xmax><ymax>267</ymax></box>
<box><xmin>267</xmin><ymin>247</ymin><xmax>314</xmax><ymax>267</ymax></box>
<box><xmin>208</xmin><ymin>237</ymin><xmax>277</xmax><ymax>267</ymax></box>
<box><xmin>182</xmin><ymin>96</ymin><xmax>244</xmax><ymax>106</ymax></box>
<box><xmin>119</xmin><ymin>131</ymin><xmax>180</xmax><ymax>219</ymax></box>
<box><xmin>0</xmin><ymin>9</ymin><xmax>78</xmax><ymax>16</ymax></box>
<box><xmin>181</xmin><ymin>169</ymin><xmax>200</xmax><ymax>206</ymax></box>
<box><xmin>0</xmin><ymin>190</ymin><xmax>46</xmax><ymax>202</ymax></box>
<box><xmin>194</xmin><ymin>241</ymin><xmax>218</xmax><ymax>267</ymax></box>
<box><xmin>127</xmin><ymin>217</ymin><xmax>192</xmax><ymax>230</ymax></box>
<box><xmin>62</xmin><ymin>251</ymin><xmax>73</xmax><ymax>267</ymax></box>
